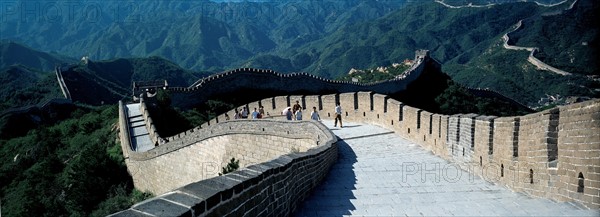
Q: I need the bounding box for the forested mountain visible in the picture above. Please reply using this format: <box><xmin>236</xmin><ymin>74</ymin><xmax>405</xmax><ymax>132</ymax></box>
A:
<box><xmin>508</xmin><ymin>0</ymin><xmax>599</xmax><ymax>75</ymax></box>
<box><xmin>1</xmin><ymin>0</ymin><xmax>407</xmax><ymax>71</ymax></box>
<box><xmin>0</xmin><ymin>1</ymin><xmax>597</xmax><ymax>216</ymax></box>
<box><xmin>0</xmin><ymin>66</ymin><xmax>62</xmax><ymax>111</ymax></box>
<box><xmin>0</xmin><ymin>41</ymin><xmax>73</xmax><ymax>110</ymax></box>
<box><xmin>1</xmin><ymin>0</ymin><xmax>596</xmax><ymax>106</ymax></box>
<box><xmin>0</xmin><ymin>41</ymin><xmax>74</xmax><ymax>71</ymax></box>
<box><xmin>276</xmin><ymin>0</ymin><xmax>598</xmax><ymax>105</ymax></box>
<box><xmin>442</xmin><ymin>0</ymin><xmax>599</xmax><ymax>105</ymax></box>
<box><xmin>60</xmin><ymin>56</ymin><xmax>205</xmax><ymax>105</ymax></box>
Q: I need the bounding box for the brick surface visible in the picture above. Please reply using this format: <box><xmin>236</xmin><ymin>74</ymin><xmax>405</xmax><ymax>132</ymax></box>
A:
<box><xmin>295</xmin><ymin>121</ymin><xmax>599</xmax><ymax>216</ymax></box>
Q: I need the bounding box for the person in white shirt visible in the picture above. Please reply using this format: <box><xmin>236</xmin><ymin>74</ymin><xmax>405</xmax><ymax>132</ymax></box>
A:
<box><xmin>241</xmin><ymin>107</ymin><xmax>248</xmax><ymax>118</ymax></box>
<box><xmin>334</xmin><ymin>103</ymin><xmax>343</xmax><ymax>127</ymax></box>
<box><xmin>310</xmin><ymin>106</ymin><xmax>320</xmax><ymax>121</ymax></box>
<box><xmin>295</xmin><ymin>107</ymin><xmax>303</xmax><ymax>120</ymax></box>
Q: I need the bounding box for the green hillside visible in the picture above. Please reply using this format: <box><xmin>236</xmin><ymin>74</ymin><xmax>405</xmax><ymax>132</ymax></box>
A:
<box><xmin>444</xmin><ymin>40</ymin><xmax>597</xmax><ymax>105</ymax></box>
<box><xmin>0</xmin><ymin>105</ymin><xmax>152</xmax><ymax>217</ymax></box>
<box><xmin>1</xmin><ymin>0</ymin><xmax>406</xmax><ymax>71</ymax></box>
<box><xmin>0</xmin><ymin>41</ymin><xmax>74</xmax><ymax>71</ymax></box>
<box><xmin>287</xmin><ymin>1</ymin><xmax>540</xmax><ymax>76</ymax></box>
<box><xmin>0</xmin><ymin>66</ymin><xmax>62</xmax><ymax>111</ymax></box>
<box><xmin>508</xmin><ymin>0</ymin><xmax>599</xmax><ymax>75</ymax></box>
<box><xmin>277</xmin><ymin>0</ymin><xmax>598</xmax><ymax>105</ymax></box>
<box><xmin>61</xmin><ymin>56</ymin><xmax>206</xmax><ymax>105</ymax></box>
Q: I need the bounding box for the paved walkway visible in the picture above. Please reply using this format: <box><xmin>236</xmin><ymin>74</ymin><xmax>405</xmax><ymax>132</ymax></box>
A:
<box><xmin>295</xmin><ymin>120</ymin><xmax>598</xmax><ymax>216</ymax></box>
<box><xmin>126</xmin><ymin>103</ymin><xmax>154</xmax><ymax>152</ymax></box>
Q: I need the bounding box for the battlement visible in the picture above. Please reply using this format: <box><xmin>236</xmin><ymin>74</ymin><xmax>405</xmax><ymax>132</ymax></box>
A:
<box><xmin>116</xmin><ymin>90</ymin><xmax>599</xmax><ymax>216</ymax></box>
<box><xmin>114</xmin><ymin>119</ymin><xmax>337</xmax><ymax>216</ymax></box>
<box><xmin>162</xmin><ymin>50</ymin><xmax>435</xmax><ymax>109</ymax></box>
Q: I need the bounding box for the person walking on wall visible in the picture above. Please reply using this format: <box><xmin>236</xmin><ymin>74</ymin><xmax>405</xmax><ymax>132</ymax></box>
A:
<box><xmin>295</xmin><ymin>107</ymin><xmax>303</xmax><ymax>120</ymax></box>
<box><xmin>292</xmin><ymin>101</ymin><xmax>301</xmax><ymax>118</ymax></box>
<box><xmin>241</xmin><ymin>107</ymin><xmax>249</xmax><ymax>119</ymax></box>
<box><xmin>334</xmin><ymin>103</ymin><xmax>343</xmax><ymax>128</ymax></box>
<box><xmin>258</xmin><ymin>106</ymin><xmax>265</xmax><ymax>119</ymax></box>
<box><xmin>251</xmin><ymin>108</ymin><xmax>260</xmax><ymax>119</ymax></box>
<box><xmin>285</xmin><ymin>108</ymin><xmax>293</xmax><ymax>120</ymax></box>
<box><xmin>234</xmin><ymin>108</ymin><xmax>240</xmax><ymax>119</ymax></box>
<box><xmin>311</xmin><ymin>106</ymin><xmax>320</xmax><ymax>121</ymax></box>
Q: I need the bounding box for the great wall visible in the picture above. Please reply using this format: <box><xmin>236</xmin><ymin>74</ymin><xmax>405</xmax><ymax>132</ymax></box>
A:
<box><xmin>111</xmin><ymin>51</ymin><xmax>599</xmax><ymax>216</ymax></box>
<box><xmin>158</xmin><ymin>50</ymin><xmax>433</xmax><ymax>109</ymax></box>
<box><xmin>501</xmin><ymin>0</ymin><xmax>577</xmax><ymax>76</ymax></box>
<box><xmin>437</xmin><ymin>0</ymin><xmax>577</xmax><ymax>76</ymax></box>
<box><xmin>502</xmin><ymin>20</ymin><xmax>572</xmax><ymax>76</ymax></box>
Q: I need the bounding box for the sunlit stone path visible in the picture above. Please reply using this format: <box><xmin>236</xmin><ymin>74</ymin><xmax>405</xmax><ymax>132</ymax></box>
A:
<box><xmin>295</xmin><ymin>121</ymin><xmax>599</xmax><ymax>216</ymax></box>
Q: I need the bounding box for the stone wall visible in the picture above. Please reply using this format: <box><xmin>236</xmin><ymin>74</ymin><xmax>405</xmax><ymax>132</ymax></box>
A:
<box><xmin>167</xmin><ymin>50</ymin><xmax>432</xmax><ymax>109</ymax></box>
<box><xmin>503</xmin><ymin>20</ymin><xmax>571</xmax><ymax>76</ymax></box>
<box><xmin>209</xmin><ymin>92</ymin><xmax>599</xmax><ymax>209</ymax></box>
<box><xmin>120</xmin><ymin>119</ymin><xmax>334</xmax><ymax>195</ymax></box>
<box><xmin>138</xmin><ymin>98</ymin><xmax>163</xmax><ymax>146</ymax></box>
<box><xmin>113</xmin><ymin>120</ymin><xmax>337</xmax><ymax>217</ymax></box>
<box><xmin>115</xmin><ymin>91</ymin><xmax>599</xmax><ymax>216</ymax></box>
<box><xmin>118</xmin><ymin>101</ymin><xmax>132</xmax><ymax>159</ymax></box>
<box><xmin>556</xmin><ymin>100</ymin><xmax>600</xmax><ymax>207</ymax></box>
<box><xmin>55</xmin><ymin>66</ymin><xmax>72</xmax><ymax>99</ymax></box>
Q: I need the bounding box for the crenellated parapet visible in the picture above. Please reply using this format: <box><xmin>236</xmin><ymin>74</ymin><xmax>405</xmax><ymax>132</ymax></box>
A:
<box><xmin>164</xmin><ymin>50</ymin><xmax>435</xmax><ymax>108</ymax></box>
<box><xmin>138</xmin><ymin>97</ymin><xmax>165</xmax><ymax>146</ymax></box>
<box><xmin>114</xmin><ymin>90</ymin><xmax>599</xmax><ymax>216</ymax></box>
<box><xmin>203</xmin><ymin>92</ymin><xmax>600</xmax><ymax>209</ymax></box>
<box><xmin>113</xmin><ymin>119</ymin><xmax>338</xmax><ymax>216</ymax></box>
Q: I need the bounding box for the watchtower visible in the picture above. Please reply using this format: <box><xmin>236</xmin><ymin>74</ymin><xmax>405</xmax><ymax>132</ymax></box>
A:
<box><xmin>132</xmin><ymin>80</ymin><xmax>168</xmax><ymax>102</ymax></box>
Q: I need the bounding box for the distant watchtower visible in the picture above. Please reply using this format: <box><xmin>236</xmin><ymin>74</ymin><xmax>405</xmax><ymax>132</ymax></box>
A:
<box><xmin>132</xmin><ymin>80</ymin><xmax>168</xmax><ymax>102</ymax></box>
<box><xmin>415</xmin><ymin>49</ymin><xmax>429</xmax><ymax>60</ymax></box>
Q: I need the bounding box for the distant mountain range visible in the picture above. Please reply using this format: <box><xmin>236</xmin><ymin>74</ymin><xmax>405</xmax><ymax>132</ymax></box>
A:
<box><xmin>58</xmin><ymin>56</ymin><xmax>205</xmax><ymax>105</ymax></box>
<box><xmin>0</xmin><ymin>0</ymin><xmax>597</xmax><ymax>107</ymax></box>
<box><xmin>0</xmin><ymin>41</ymin><xmax>74</xmax><ymax>71</ymax></box>
<box><xmin>1</xmin><ymin>0</ymin><xmax>407</xmax><ymax>71</ymax></box>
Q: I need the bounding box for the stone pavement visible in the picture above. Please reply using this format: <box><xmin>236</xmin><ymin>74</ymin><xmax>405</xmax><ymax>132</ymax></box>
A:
<box><xmin>295</xmin><ymin>120</ymin><xmax>599</xmax><ymax>216</ymax></box>
<box><xmin>125</xmin><ymin>103</ymin><xmax>154</xmax><ymax>152</ymax></box>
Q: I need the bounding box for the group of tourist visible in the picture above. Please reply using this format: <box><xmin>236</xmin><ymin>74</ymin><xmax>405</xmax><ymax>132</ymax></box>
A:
<box><xmin>226</xmin><ymin>106</ymin><xmax>268</xmax><ymax>120</ymax></box>
<box><xmin>281</xmin><ymin>101</ymin><xmax>322</xmax><ymax>121</ymax></box>
<box><xmin>224</xmin><ymin>100</ymin><xmax>343</xmax><ymax>128</ymax></box>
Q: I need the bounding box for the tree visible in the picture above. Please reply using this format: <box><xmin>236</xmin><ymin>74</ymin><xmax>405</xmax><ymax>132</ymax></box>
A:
<box><xmin>219</xmin><ymin>158</ymin><xmax>240</xmax><ymax>176</ymax></box>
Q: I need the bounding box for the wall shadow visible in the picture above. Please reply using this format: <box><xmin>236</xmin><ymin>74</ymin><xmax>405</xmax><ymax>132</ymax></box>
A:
<box><xmin>294</xmin><ymin>139</ymin><xmax>358</xmax><ymax>216</ymax></box>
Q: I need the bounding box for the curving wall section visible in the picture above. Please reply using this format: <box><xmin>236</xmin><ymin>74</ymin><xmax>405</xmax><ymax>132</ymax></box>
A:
<box><xmin>501</xmin><ymin>0</ymin><xmax>581</xmax><ymax>77</ymax></box>
<box><xmin>113</xmin><ymin>119</ymin><xmax>338</xmax><ymax>216</ymax></box>
<box><xmin>165</xmin><ymin>50</ymin><xmax>433</xmax><ymax>108</ymax></box>
<box><xmin>55</xmin><ymin>66</ymin><xmax>72</xmax><ymax>99</ymax></box>
<box><xmin>114</xmin><ymin>91</ymin><xmax>599</xmax><ymax>216</ymax></box>
<box><xmin>217</xmin><ymin>92</ymin><xmax>599</xmax><ymax>209</ymax></box>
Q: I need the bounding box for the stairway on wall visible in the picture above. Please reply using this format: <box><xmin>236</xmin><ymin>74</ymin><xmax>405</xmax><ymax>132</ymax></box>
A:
<box><xmin>126</xmin><ymin>103</ymin><xmax>154</xmax><ymax>152</ymax></box>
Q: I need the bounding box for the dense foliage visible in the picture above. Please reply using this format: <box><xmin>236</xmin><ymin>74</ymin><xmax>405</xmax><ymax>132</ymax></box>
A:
<box><xmin>0</xmin><ymin>41</ymin><xmax>74</xmax><ymax>71</ymax></box>
<box><xmin>435</xmin><ymin>80</ymin><xmax>530</xmax><ymax>116</ymax></box>
<box><xmin>219</xmin><ymin>158</ymin><xmax>240</xmax><ymax>176</ymax></box>
<box><xmin>444</xmin><ymin>40</ymin><xmax>598</xmax><ymax>106</ymax></box>
<box><xmin>3</xmin><ymin>0</ymin><xmax>597</xmax><ymax>107</ymax></box>
<box><xmin>337</xmin><ymin>64</ymin><xmax>411</xmax><ymax>83</ymax></box>
<box><xmin>0</xmin><ymin>106</ymin><xmax>152</xmax><ymax>217</ymax></box>
<box><xmin>0</xmin><ymin>67</ymin><xmax>62</xmax><ymax>111</ymax></box>
<box><xmin>509</xmin><ymin>0</ymin><xmax>599</xmax><ymax>75</ymax></box>
<box><xmin>1</xmin><ymin>0</ymin><xmax>407</xmax><ymax>71</ymax></box>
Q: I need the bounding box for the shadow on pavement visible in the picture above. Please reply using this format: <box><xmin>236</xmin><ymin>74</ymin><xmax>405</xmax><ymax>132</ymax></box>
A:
<box><xmin>294</xmin><ymin>139</ymin><xmax>358</xmax><ymax>216</ymax></box>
